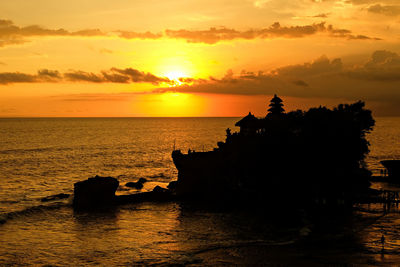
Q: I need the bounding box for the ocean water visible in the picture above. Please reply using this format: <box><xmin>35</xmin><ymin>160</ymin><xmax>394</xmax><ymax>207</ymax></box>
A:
<box><xmin>0</xmin><ymin>117</ymin><xmax>400</xmax><ymax>265</ymax></box>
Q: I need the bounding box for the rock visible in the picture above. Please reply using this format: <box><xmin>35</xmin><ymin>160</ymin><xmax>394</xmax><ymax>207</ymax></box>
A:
<box><xmin>153</xmin><ymin>185</ymin><xmax>168</xmax><ymax>193</ymax></box>
<box><xmin>125</xmin><ymin>178</ymin><xmax>147</xmax><ymax>189</ymax></box>
<box><xmin>41</xmin><ymin>193</ymin><xmax>70</xmax><ymax>202</ymax></box>
<box><xmin>73</xmin><ymin>175</ymin><xmax>119</xmax><ymax>209</ymax></box>
<box><xmin>167</xmin><ymin>181</ymin><xmax>178</xmax><ymax>190</ymax></box>
<box><xmin>125</xmin><ymin>181</ymin><xmax>144</xmax><ymax>189</ymax></box>
<box><xmin>138</xmin><ymin>178</ymin><xmax>147</xmax><ymax>184</ymax></box>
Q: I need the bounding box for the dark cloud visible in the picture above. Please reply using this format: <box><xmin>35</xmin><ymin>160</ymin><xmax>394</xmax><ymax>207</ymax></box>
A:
<box><xmin>0</xmin><ymin>68</ymin><xmax>171</xmax><ymax>85</ymax></box>
<box><xmin>312</xmin><ymin>13</ymin><xmax>330</xmax><ymax>18</ymax></box>
<box><xmin>345</xmin><ymin>50</ymin><xmax>400</xmax><ymax>81</ymax></box>
<box><xmin>0</xmin><ymin>19</ymin><xmax>105</xmax><ymax>47</ymax></box>
<box><xmin>37</xmin><ymin>69</ymin><xmax>62</xmax><ymax>80</ymax></box>
<box><xmin>0</xmin><ymin>19</ymin><xmax>380</xmax><ymax>47</ymax></box>
<box><xmin>165</xmin><ymin>22</ymin><xmax>380</xmax><ymax>44</ymax></box>
<box><xmin>64</xmin><ymin>71</ymin><xmax>105</xmax><ymax>83</ymax></box>
<box><xmin>155</xmin><ymin>50</ymin><xmax>400</xmax><ymax>104</ymax></box>
<box><xmin>365</xmin><ymin>50</ymin><xmax>400</xmax><ymax>69</ymax></box>
<box><xmin>65</xmin><ymin>68</ymin><xmax>172</xmax><ymax>85</ymax></box>
<box><xmin>0</xmin><ymin>19</ymin><xmax>104</xmax><ymax>38</ymax></box>
<box><xmin>0</xmin><ymin>72</ymin><xmax>37</xmax><ymax>84</ymax></box>
<box><xmin>368</xmin><ymin>4</ymin><xmax>400</xmax><ymax>16</ymax></box>
<box><xmin>110</xmin><ymin>68</ymin><xmax>171</xmax><ymax>84</ymax></box>
<box><xmin>0</xmin><ymin>69</ymin><xmax>62</xmax><ymax>84</ymax></box>
<box><xmin>274</xmin><ymin>55</ymin><xmax>343</xmax><ymax>76</ymax></box>
<box><xmin>293</xmin><ymin>80</ymin><xmax>309</xmax><ymax>87</ymax></box>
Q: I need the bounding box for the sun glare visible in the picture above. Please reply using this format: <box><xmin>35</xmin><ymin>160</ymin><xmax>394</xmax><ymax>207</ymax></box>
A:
<box><xmin>164</xmin><ymin>70</ymin><xmax>187</xmax><ymax>86</ymax></box>
<box><xmin>135</xmin><ymin>93</ymin><xmax>206</xmax><ymax>116</ymax></box>
<box><xmin>155</xmin><ymin>56</ymin><xmax>195</xmax><ymax>86</ymax></box>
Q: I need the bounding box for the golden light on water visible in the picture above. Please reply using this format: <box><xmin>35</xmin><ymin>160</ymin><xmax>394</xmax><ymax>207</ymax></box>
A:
<box><xmin>135</xmin><ymin>93</ymin><xmax>206</xmax><ymax>117</ymax></box>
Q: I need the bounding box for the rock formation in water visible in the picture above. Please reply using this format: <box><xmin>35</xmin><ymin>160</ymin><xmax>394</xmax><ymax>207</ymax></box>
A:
<box><xmin>172</xmin><ymin>96</ymin><xmax>375</xmax><ymax>209</ymax></box>
<box><xmin>73</xmin><ymin>175</ymin><xmax>119</xmax><ymax>209</ymax></box>
<box><xmin>125</xmin><ymin>178</ymin><xmax>148</xmax><ymax>189</ymax></box>
<box><xmin>72</xmin><ymin>175</ymin><xmax>172</xmax><ymax>209</ymax></box>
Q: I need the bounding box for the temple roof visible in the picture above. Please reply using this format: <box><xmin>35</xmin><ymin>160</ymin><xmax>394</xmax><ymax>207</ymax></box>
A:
<box><xmin>235</xmin><ymin>112</ymin><xmax>258</xmax><ymax>127</ymax></box>
<box><xmin>270</xmin><ymin>94</ymin><xmax>283</xmax><ymax>103</ymax></box>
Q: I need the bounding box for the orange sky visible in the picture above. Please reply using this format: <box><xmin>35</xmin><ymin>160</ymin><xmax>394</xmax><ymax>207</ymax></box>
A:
<box><xmin>0</xmin><ymin>0</ymin><xmax>400</xmax><ymax>117</ymax></box>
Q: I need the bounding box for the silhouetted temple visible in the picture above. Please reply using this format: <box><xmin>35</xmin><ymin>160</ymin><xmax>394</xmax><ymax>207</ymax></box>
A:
<box><xmin>267</xmin><ymin>94</ymin><xmax>285</xmax><ymax>116</ymax></box>
<box><xmin>172</xmin><ymin>95</ymin><xmax>375</xmax><ymax>210</ymax></box>
<box><xmin>235</xmin><ymin>112</ymin><xmax>258</xmax><ymax>135</ymax></box>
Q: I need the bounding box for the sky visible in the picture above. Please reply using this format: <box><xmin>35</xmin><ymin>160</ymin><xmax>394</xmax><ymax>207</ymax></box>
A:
<box><xmin>0</xmin><ymin>0</ymin><xmax>400</xmax><ymax>117</ymax></box>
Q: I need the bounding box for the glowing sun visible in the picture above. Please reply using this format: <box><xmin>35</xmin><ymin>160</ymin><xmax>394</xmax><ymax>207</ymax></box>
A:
<box><xmin>164</xmin><ymin>70</ymin><xmax>187</xmax><ymax>86</ymax></box>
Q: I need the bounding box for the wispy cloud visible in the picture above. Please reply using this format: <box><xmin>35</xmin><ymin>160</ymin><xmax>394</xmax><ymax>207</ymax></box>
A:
<box><xmin>116</xmin><ymin>30</ymin><xmax>163</xmax><ymax>39</ymax></box>
<box><xmin>367</xmin><ymin>4</ymin><xmax>400</xmax><ymax>16</ymax></box>
<box><xmin>0</xmin><ymin>19</ymin><xmax>106</xmax><ymax>47</ymax></box>
<box><xmin>0</xmin><ymin>67</ymin><xmax>172</xmax><ymax>85</ymax></box>
<box><xmin>165</xmin><ymin>22</ymin><xmax>380</xmax><ymax>44</ymax></box>
<box><xmin>0</xmin><ymin>19</ymin><xmax>380</xmax><ymax>47</ymax></box>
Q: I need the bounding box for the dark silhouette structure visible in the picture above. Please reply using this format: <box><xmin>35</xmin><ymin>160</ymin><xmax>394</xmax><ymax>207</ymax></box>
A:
<box><xmin>381</xmin><ymin>160</ymin><xmax>400</xmax><ymax>180</ymax></box>
<box><xmin>172</xmin><ymin>95</ymin><xmax>375</xmax><ymax>210</ymax></box>
<box><xmin>267</xmin><ymin>94</ymin><xmax>285</xmax><ymax>116</ymax></box>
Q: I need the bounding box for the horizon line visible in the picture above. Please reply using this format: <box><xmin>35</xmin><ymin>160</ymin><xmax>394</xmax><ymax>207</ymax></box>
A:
<box><xmin>0</xmin><ymin>116</ymin><xmax>242</xmax><ymax>119</ymax></box>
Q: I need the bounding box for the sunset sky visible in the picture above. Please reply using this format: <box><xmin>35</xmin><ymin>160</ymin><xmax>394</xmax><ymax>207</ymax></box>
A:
<box><xmin>1</xmin><ymin>0</ymin><xmax>400</xmax><ymax>117</ymax></box>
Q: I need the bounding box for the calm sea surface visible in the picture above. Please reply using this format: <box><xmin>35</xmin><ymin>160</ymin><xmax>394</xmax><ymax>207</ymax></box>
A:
<box><xmin>0</xmin><ymin>117</ymin><xmax>399</xmax><ymax>265</ymax></box>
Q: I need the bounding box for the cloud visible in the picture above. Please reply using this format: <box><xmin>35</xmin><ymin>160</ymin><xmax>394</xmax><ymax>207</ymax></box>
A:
<box><xmin>64</xmin><ymin>71</ymin><xmax>105</xmax><ymax>83</ymax></box>
<box><xmin>165</xmin><ymin>22</ymin><xmax>380</xmax><ymax>44</ymax></box>
<box><xmin>346</xmin><ymin>0</ymin><xmax>398</xmax><ymax>5</ymax></box>
<box><xmin>117</xmin><ymin>30</ymin><xmax>163</xmax><ymax>39</ymax></box>
<box><xmin>0</xmin><ymin>72</ymin><xmax>37</xmax><ymax>84</ymax></box>
<box><xmin>312</xmin><ymin>13</ymin><xmax>330</xmax><ymax>18</ymax></box>
<box><xmin>65</xmin><ymin>68</ymin><xmax>172</xmax><ymax>85</ymax></box>
<box><xmin>273</xmin><ymin>55</ymin><xmax>343</xmax><ymax>76</ymax></box>
<box><xmin>110</xmin><ymin>68</ymin><xmax>171</xmax><ymax>84</ymax></box>
<box><xmin>0</xmin><ymin>67</ymin><xmax>172</xmax><ymax>85</ymax></box>
<box><xmin>55</xmin><ymin>92</ymin><xmax>148</xmax><ymax>102</ymax></box>
<box><xmin>292</xmin><ymin>80</ymin><xmax>309</xmax><ymax>86</ymax></box>
<box><xmin>0</xmin><ymin>19</ymin><xmax>104</xmax><ymax>37</ymax></box>
<box><xmin>0</xmin><ymin>19</ymin><xmax>106</xmax><ymax>47</ymax></box>
<box><xmin>345</xmin><ymin>50</ymin><xmax>400</xmax><ymax>81</ymax></box>
<box><xmin>367</xmin><ymin>4</ymin><xmax>400</xmax><ymax>16</ymax></box>
<box><xmin>365</xmin><ymin>50</ymin><xmax>400</xmax><ymax>69</ymax></box>
<box><xmin>0</xmin><ymin>69</ymin><xmax>62</xmax><ymax>84</ymax></box>
<box><xmin>0</xmin><ymin>19</ymin><xmax>380</xmax><ymax>47</ymax></box>
<box><xmin>155</xmin><ymin>50</ymin><xmax>400</xmax><ymax>104</ymax></box>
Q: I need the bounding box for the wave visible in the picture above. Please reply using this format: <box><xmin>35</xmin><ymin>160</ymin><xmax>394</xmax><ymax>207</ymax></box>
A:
<box><xmin>0</xmin><ymin>196</ymin><xmax>72</xmax><ymax>225</ymax></box>
<box><xmin>0</xmin><ymin>146</ymin><xmax>73</xmax><ymax>155</ymax></box>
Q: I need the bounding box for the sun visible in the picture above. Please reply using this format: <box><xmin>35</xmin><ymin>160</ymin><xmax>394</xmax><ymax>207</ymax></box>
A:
<box><xmin>164</xmin><ymin>69</ymin><xmax>188</xmax><ymax>86</ymax></box>
<box><xmin>154</xmin><ymin>56</ymin><xmax>194</xmax><ymax>86</ymax></box>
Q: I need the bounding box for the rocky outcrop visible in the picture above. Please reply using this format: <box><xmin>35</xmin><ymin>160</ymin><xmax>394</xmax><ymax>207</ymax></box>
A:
<box><xmin>116</xmin><ymin>186</ymin><xmax>173</xmax><ymax>204</ymax></box>
<box><xmin>125</xmin><ymin>178</ymin><xmax>148</xmax><ymax>189</ymax></box>
<box><xmin>125</xmin><ymin>181</ymin><xmax>143</xmax><ymax>189</ymax></box>
<box><xmin>73</xmin><ymin>175</ymin><xmax>119</xmax><ymax>210</ymax></box>
<box><xmin>72</xmin><ymin>175</ymin><xmax>174</xmax><ymax>209</ymax></box>
<box><xmin>41</xmin><ymin>193</ymin><xmax>70</xmax><ymax>202</ymax></box>
<box><xmin>167</xmin><ymin>181</ymin><xmax>178</xmax><ymax>190</ymax></box>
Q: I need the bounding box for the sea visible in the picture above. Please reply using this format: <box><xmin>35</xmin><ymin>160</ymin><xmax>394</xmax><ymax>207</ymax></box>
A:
<box><xmin>0</xmin><ymin>117</ymin><xmax>400</xmax><ymax>265</ymax></box>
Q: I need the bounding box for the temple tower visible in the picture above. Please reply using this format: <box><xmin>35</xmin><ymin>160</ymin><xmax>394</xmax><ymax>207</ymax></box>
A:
<box><xmin>268</xmin><ymin>94</ymin><xmax>285</xmax><ymax>115</ymax></box>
